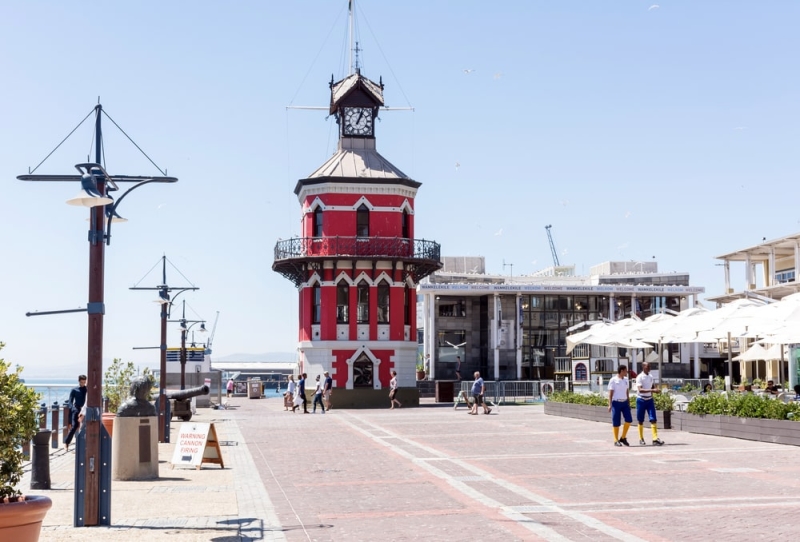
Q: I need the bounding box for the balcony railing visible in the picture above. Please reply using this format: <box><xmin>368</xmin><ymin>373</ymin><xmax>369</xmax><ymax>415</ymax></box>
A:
<box><xmin>273</xmin><ymin>236</ymin><xmax>441</xmax><ymax>287</ymax></box>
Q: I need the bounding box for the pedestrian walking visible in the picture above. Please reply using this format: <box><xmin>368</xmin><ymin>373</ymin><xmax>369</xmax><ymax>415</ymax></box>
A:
<box><xmin>226</xmin><ymin>378</ymin><xmax>234</xmax><ymax>398</ymax></box>
<box><xmin>64</xmin><ymin>374</ymin><xmax>87</xmax><ymax>452</ymax></box>
<box><xmin>284</xmin><ymin>375</ymin><xmax>296</xmax><ymax>411</ymax></box>
<box><xmin>389</xmin><ymin>370</ymin><xmax>402</xmax><ymax>409</ymax></box>
<box><xmin>469</xmin><ymin>371</ymin><xmax>491</xmax><ymax>415</ymax></box>
<box><xmin>608</xmin><ymin>364</ymin><xmax>632</xmax><ymax>446</ymax></box>
<box><xmin>312</xmin><ymin>375</ymin><xmax>325</xmax><ymax>413</ymax></box>
<box><xmin>323</xmin><ymin>371</ymin><xmax>333</xmax><ymax>411</ymax></box>
<box><xmin>296</xmin><ymin>373</ymin><xmax>309</xmax><ymax>413</ymax></box>
<box><xmin>635</xmin><ymin>362</ymin><xmax>664</xmax><ymax>446</ymax></box>
<box><xmin>455</xmin><ymin>356</ymin><xmax>462</xmax><ymax>381</ymax></box>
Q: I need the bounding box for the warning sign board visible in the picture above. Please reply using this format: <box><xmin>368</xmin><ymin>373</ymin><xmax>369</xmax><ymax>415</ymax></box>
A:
<box><xmin>170</xmin><ymin>422</ymin><xmax>224</xmax><ymax>469</ymax></box>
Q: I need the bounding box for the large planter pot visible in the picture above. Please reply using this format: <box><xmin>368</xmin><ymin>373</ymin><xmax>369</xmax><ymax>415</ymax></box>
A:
<box><xmin>416</xmin><ymin>371</ymin><xmax>426</xmax><ymax>381</ymax></box>
<box><xmin>102</xmin><ymin>412</ymin><xmax>116</xmax><ymax>437</ymax></box>
<box><xmin>544</xmin><ymin>401</ymin><xmax>672</xmax><ymax>429</ymax></box>
<box><xmin>0</xmin><ymin>495</ymin><xmax>52</xmax><ymax>542</ymax></box>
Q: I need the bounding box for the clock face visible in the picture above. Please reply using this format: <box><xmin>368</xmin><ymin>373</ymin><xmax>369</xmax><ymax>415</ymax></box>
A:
<box><xmin>343</xmin><ymin>107</ymin><xmax>374</xmax><ymax>136</ymax></box>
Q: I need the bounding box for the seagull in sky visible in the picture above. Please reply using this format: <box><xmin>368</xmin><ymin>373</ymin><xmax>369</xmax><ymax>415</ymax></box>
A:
<box><xmin>455</xmin><ymin>162</ymin><xmax>460</xmax><ymax>171</ymax></box>
<box><xmin>624</xmin><ymin>211</ymin><xmax>631</xmax><ymax>219</ymax></box>
<box><xmin>157</xmin><ymin>203</ymin><xmax>167</xmax><ymax>210</ymax></box>
<box><xmin>562</xmin><ymin>248</ymin><xmax>569</xmax><ymax>256</ymax></box>
<box><xmin>648</xmin><ymin>4</ymin><xmax>659</xmax><ymax>10</ymax></box>
<box><xmin>493</xmin><ymin>72</ymin><xmax>503</xmax><ymax>80</ymax></box>
<box><xmin>560</xmin><ymin>199</ymin><xmax>569</xmax><ymax>207</ymax></box>
<box><xmin>494</xmin><ymin>228</ymin><xmax>503</xmax><ymax>236</ymax></box>
<box><xmin>463</xmin><ymin>69</ymin><xmax>475</xmax><ymax>74</ymax></box>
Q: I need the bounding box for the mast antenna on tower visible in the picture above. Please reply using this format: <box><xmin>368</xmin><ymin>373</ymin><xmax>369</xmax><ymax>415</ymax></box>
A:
<box><xmin>348</xmin><ymin>0</ymin><xmax>355</xmax><ymax>74</ymax></box>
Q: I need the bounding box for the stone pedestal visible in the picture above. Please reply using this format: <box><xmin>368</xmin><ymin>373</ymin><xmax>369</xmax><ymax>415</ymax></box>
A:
<box><xmin>112</xmin><ymin>416</ymin><xmax>159</xmax><ymax>480</ymax></box>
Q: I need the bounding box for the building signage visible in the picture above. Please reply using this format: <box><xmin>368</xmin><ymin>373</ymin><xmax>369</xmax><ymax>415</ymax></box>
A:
<box><xmin>419</xmin><ymin>284</ymin><xmax>705</xmax><ymax>295</ymax></box>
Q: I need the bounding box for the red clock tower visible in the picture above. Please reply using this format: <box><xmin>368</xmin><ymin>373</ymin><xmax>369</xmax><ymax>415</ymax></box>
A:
<box><xmin>273</xmin><ymin>69</ymin><xmax>440</xmax><ymax>407</ymax></box>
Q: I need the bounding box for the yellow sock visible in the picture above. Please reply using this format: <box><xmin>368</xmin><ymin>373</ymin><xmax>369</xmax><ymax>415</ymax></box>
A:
<box><xmin>638</xmin><ymin>425</ymin><xmax>644</xmax><ymax>440</ymax></box>
<box><xmin>613</xmin><ymin>426</ymin><xmax>619</xmax><ymax>441</ymax></box>
<box><xmin>622</xmin><ymin>422</ymin><xmax>630</xmax><ymax>437</ymax></box>
<box><xmin>651</xmin><ymin>424</ymin><xmax>659</xmax><ymax>440</ymax></box>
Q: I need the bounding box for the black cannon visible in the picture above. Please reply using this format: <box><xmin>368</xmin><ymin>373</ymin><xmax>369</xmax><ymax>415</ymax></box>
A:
<box><xmin>165</xmin><ymin>385</ymin><xmax>209</xmax><ymax>422</ymax></box>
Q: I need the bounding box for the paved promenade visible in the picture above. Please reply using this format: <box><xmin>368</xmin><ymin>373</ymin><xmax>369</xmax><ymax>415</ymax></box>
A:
<box><xmin>24</xmin><ymin>397</ymin><xmax>800</xmax><ymax>541</ymax></box>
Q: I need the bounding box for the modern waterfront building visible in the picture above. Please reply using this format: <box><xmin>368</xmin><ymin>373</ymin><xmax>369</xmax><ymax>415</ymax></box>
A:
<box><xmin>418</xmin><ymin>257</ymin><xmax>705</xmax><ymax>383</ymax></box>
<box><xmin>705</xmin><ymin>232</ymin><xmax>800</xmax><ymax>382</ymax></box>
<box><xmin>708</xmin><ymin>232</ymin><xmax>800</xmax><ymax>304</ymax></box>
<box><xmin>272</xmin><ymin>67</ymin><xmax>441</xmax><ymax>406</ymax></box>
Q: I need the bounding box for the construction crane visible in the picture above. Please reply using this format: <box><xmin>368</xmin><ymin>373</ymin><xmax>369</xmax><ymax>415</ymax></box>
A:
<box><xmin>545</xmin><ymin>225</ymin><xmax>560</xmax><ymax>267</ymax></box>
<box><xmin>205</xmin><ymin>311</ymin><xmax>220</xmax><ymax>354</ymax></box>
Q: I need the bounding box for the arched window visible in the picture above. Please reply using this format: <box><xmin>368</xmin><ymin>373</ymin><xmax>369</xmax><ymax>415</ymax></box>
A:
<box><xmin>312</xmin><ymin>207</ymin><xmax>323</xmax><ymax>238</ymax></box>
<box><xmin>352</xmin><ymin>352</ymin><xmax>373</xmax><ymax>388</ymax></box>
<box><xmin>575</xmin><ymin>362</ymin><xmax>588</xmax><ymax>381</ymax></box>
<box><xmin>401</xmin><ymin>209</ymin><xmax>410</xmax><ymax>239</ymax></box>
<box><xmin>311</xmin><ymin>284</ymin><xmax>321</xmax><ymax>324</ymax></box>
<box><xmin>336</xmin><ymin>281</ymin><xmax>349</xmax><ymax>323</ymax></box>
<box><xmin>357</xmin><ymin>281</ymin><xmax>370</xmax><ymax>323</ymax></box>
<box><xmin>356</xmin><ymin>203</ymin><xmax>369</xmax><ymax>237</ymax></box>
<box><xmin>377</xmin><ymin>280</ymin><xmax>390</xmax><ymax>323</ymax></box>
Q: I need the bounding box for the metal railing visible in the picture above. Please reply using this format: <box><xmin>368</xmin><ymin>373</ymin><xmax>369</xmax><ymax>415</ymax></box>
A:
<box><xmin>274</xmin><ymin>236</ymin><xmax>441</xmax><ymax>261</ymax></box>
<box><xmin>273</xmin><ymin>236</ymin><xmax>441</xmax><ymax>286</ymax></box>
<box><xmin>456</xmin><ymin>380</ymin><xmax>576</xmax><ymax>404</ymax></box>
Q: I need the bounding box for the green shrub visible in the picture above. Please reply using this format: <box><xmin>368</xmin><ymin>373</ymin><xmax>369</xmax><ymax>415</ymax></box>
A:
<box><xmin>687</xmin><ymin>392</ymin><xmax>800</xmax><ymax>421</ymax></box>
<box><xmin>0</xmin><ymin>343</ymin><xmax>41</xmax><ymax>500</ymax></box>
<box><xmin>549</xmin><ymin>391</ymin><xmax>608</xmax><ymax>407</ymax></box>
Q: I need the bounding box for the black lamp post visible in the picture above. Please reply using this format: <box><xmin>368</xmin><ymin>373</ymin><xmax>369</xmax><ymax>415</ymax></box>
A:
<box><xmin>17</xmin><ymin>104</ymin><xmax>177</xmax><ymax>527</ymax></box>
<box><xmin>130</xmin><ymin>255</ymin><xmax>197</xmax><ymax>442</ymax></box>
<box><xmin>172</xmin><ymin>299</ymin><xmax>206</xmax><ymax>390</ymax></box>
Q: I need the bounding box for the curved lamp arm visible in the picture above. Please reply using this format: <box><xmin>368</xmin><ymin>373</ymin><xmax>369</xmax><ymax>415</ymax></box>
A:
<box><xmin>105</xmin><ymin>177</ymin><xmax>177</xmax><ymax>245</ymax></box>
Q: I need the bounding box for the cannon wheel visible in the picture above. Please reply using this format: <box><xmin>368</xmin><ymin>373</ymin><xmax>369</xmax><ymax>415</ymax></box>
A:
<box><xmin>180</xmin><ymin>413</ymin><xmax>193</xmax><ymax>421</ymax></box>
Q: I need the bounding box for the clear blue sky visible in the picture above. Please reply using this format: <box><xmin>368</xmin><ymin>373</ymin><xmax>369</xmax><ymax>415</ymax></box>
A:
<box><xmin>1</xmin><ymin>1</ymin><xmax>798</xmax><ymax>378</ymax></box>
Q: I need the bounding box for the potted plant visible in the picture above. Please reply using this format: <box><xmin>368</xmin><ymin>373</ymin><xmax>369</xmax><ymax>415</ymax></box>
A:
<box><xmin>415</xmin><ymin>363</ymin><xmax>426</xmax><ymax>381</ymax></box>
<box><xmin>0</xmin><ymin>342</ymin><xmax>52</xmax><ymax>541</ymax></box>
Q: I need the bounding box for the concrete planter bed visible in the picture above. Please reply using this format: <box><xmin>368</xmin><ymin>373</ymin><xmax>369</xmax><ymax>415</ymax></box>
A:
<box><xmin>544</xmin><ymin>401</ymin><xmax>671</xmax><ymax>430</ymax></box>
<box><xmin>544</xmin><ymin>403</ymin><xmax>800</xmax><ymax>445</ymax></box>
<box><xmin>672</xmin><ymin>412</ymin><xmax>800</xmax><ymax>446</ymax></box>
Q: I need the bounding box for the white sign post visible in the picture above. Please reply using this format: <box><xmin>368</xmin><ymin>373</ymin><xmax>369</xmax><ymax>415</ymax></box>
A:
<box><xmin>170</xmin><ymin>422</ymin><xmax>224</xmax><ymax>469</ymax></box>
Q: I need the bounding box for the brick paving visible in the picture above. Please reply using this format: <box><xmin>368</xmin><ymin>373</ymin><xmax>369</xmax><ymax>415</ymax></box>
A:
<box><xmin>22</xmin><ymin>396</ymin><xmax>800</xmax><ymax>541</ymax></box>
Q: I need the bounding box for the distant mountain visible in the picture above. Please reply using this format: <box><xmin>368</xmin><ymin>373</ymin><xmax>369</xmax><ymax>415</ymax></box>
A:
<box><xmin>213</xmin><ymin>352</ymin><xmax>296</xmax><ymax>363</ymax></box>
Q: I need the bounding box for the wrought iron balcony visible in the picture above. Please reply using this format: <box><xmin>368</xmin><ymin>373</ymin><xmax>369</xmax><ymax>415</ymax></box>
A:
<box><xmin>273</xmin><ymin>236</ymin><xmax>441</xmax><ymax>287</ymax></box>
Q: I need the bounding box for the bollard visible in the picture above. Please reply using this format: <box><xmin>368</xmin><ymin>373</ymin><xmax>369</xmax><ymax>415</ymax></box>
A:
<box><xmin>62</xmin><ymin>403</ymin><xmax>70</xmax><ymax>446</ymax></box>
<box><xmin>31</xmin><ymin>429</ymin><xmax>52</xmax><ymax>490</ymax></box>
<box><xmin>39</xmin><ymin>403</ymin><xmax>47</xmax><ymax>430</ymax></box>
<box><xmin>51</xmin><ymin>402</ymin><xmax>60</xmax><ymax>448</ymax></box>
<box><xmin>103</xmin><ymin>396</ymin><xmax>110</xmax><ymax>413</ymax></box>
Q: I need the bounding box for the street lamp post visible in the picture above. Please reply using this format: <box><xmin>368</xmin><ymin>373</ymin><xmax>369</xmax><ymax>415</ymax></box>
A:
<box><xmin>173</xmin><ymin>299</ymin><xmax>206</xmax><ymax>390</ymax></box>
<box><xmin>130</xmin><ymin>255</ymin><xmax>197</xmax><ymax>442</ymax></box>
<box><xmin>18</xmin><ymin>104</ymin><xmax>177</xmax><ymax>527</ymax></box>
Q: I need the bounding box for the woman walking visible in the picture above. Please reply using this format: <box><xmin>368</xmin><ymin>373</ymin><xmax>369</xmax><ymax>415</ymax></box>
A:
<box><xmin>389</xmin><ymin>370</ymin><xmax>402</xmax><ymax>409</ymax></box>
<box><xmin>284</xmin><ymin>375</ymin><xmax>296</xmax><ymax>411</ymax></box>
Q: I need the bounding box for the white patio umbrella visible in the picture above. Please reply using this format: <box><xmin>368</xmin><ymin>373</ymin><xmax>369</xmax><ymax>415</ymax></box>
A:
<box><xmin>733</xmin><ymin>342</ymin><xmax>770</xmax><ymax>380</ymax></box>
<box><xmin>649</xmin><ymin>299</ymin><xmax>766</xmax><ymax>387</ymax></box>
<box><xmin>565</xmin><ymin>319</ymin><xmax>652</xmax><ymax>355</ymax></box>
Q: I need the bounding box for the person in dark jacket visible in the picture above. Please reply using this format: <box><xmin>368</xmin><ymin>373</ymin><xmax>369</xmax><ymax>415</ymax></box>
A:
<box><xmin>64</xmin><ymin>375</ymin><xmax>88</xmax><ymax>451</ymax></box>
<box><xmin>293</xmin><ymin>373</ymin><xmax>308</xmax><ymax>413</ymax></box>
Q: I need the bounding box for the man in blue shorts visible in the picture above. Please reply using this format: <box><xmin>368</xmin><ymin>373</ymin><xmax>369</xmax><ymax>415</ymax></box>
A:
<box><xmin>607</xmin><ymin>365</ymin><xmax>632</xmax><ymax>446</ymax></box>
<box><xmin>635</xmin><ymin>362</ymin><xmax>664</xmax><ymax>446</ymax></box>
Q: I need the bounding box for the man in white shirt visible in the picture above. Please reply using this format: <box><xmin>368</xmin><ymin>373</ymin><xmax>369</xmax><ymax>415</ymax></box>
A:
<box><xmin>607</xmin><ymin>364</ymin><xmax>632</xmax><ymax>446</ymax></box>
<box><xmin>635</xmin><ymin>362</ymin><xmax>664</xmax><ymax>446</ymax></box>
